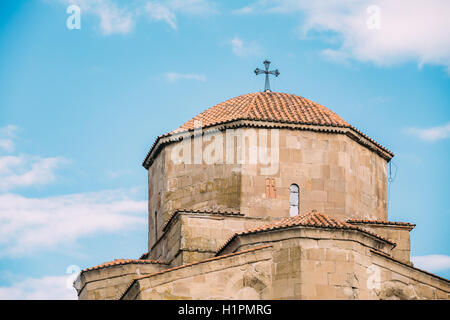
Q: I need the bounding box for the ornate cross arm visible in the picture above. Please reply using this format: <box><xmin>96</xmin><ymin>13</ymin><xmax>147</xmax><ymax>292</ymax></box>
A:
<box><xmin>254</xmin><ymin>60</ymin><xmax>280</xmax><ymax>92</ymax></box>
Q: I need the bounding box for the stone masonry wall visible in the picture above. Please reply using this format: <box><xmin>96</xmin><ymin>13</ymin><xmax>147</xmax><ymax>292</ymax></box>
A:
<box><xmin>148</xmin><ymin>213</ymin><xmax>274</xmax><ymax>266</ymax></box>
<box><xmin>77</xmin><ymin>263</ymin><xmax>167</xmax><ymax>300</ymax></box>
<box><xmin>371</xmin><ymin>251</ymin><xmax>450</xmax><ymax>299</ymax></box>
<box><xmin>147</xmin><ymin>125</ymin><xmax>389</xmax><ymax>252</ymax></box>
<box><xmin>351</xmin><ymin>224</ymin><xmax>413</xmax><ymax>264</ymax></box>
<box><xmin>121</xmin><ymin>228</ymin><xmax>449</xmax><ymax>300</ymax></box>
<box><xmin>222</xmin><ymin>228</ymin><xmax>449</xmax><ymax>300</ymax></box>
<box><xmin>147</xmin><ymin>148</ymin><xmax>167</xmax><ymax>249</ymax></box>
<box><xmin>148</xmin><ymin>132</ymin><xmax>243</xmax><ymax>250</ymax></box>
<box><xmin>239</xmin><ymin>128</ymin><xmax>388</xmax><ymax>221</ymax></box>
<box><xmin>123</xmin><ymin>246</ymin><xmax>273</xmax><ymax>300</ymax></box>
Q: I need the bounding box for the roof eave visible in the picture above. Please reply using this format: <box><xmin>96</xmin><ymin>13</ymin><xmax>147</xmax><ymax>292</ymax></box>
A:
<box><xmin>217</xmin><ymin>223</ymin><xmax>396</xmax><ymax>256</ymax></box>
<box><xmin>142</xmin><ymin>119</ymin><xmax>394</xmax><ymax>170</ymax></box>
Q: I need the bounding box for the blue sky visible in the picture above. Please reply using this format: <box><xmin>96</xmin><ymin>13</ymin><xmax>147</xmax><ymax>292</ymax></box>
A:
<box><xmin>0</xmin><ymin>0</ymin><xmax>449</xmax><ymax>299</ymax></box>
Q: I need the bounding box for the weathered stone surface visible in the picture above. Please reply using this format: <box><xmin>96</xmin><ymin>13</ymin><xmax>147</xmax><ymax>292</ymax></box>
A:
<box><xmin>77</xmin><ymin>119</ymin><xmax>449</xmax><ymax>300</ymax></box>
<box><xmin>147</xmin><ymin>128</ymin><xmax>389</xmax><ymax>253</ymax></box>
<box><xmin>115</xmin><ymin>228</ymin><xmax>449</xmax><ymax>300</ymax></box>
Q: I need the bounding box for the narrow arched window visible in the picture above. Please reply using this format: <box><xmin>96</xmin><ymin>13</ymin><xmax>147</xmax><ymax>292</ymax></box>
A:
<box><xmin>289</xmin><ymin>184</ymin><xmax>299</xmax><ymax>216</ymax></box>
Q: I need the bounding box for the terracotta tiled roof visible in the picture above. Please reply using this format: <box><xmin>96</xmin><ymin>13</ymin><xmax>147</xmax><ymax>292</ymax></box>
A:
<box><xmin>142</xmin><ymin>91</ymin><xmax>394</xmax><ymax>169</ymax></box>
<box><xmin>81</xmin><ymin>259</ymin><xmax>167</xmax><ymax>273</ymax></box>
<box><xmin>119</xmin><ymin>244</ymin><xmax>273</xmax><ymax>299</ymax></box>
<box><xmin>347</xmin><ymin>219</ymin><xmax>416</xmax><ymax>228</ymax></box>
<box><xmin>172</xmin><ymin>91</ymin><xmax>349</xmax><ymax>134</ymax></box>
<box><xmin>217</xmin><ymin>210</ymin><xmax>396</xmax><ymax>253</ymax></box>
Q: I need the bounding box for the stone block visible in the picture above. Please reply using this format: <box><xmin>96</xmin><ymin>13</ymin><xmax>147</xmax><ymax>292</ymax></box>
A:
<box><xmin>306</xmin><ymin>248</ymin><xmax>326</xmax><ymax>261</ymax></box>
<box><xmin>326</xmin><ymin>249</ymin><xmax>349</xmax><ymax>262</ymax></box>
<box><xmin>315</xmin><ymin>284</ymin><xmax>336</xmax><ymax>299</ymax></box>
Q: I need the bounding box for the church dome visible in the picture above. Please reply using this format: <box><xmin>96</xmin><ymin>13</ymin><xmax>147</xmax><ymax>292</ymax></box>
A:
<box><xmin>172</xmin><ymin>91</ymin><xmax>350</xmax><ymax>134</ymax></box>
<box><xmin>143</xmin><ymin>91</ymin><xmax>393</xmax><ymax>168</ymax></box>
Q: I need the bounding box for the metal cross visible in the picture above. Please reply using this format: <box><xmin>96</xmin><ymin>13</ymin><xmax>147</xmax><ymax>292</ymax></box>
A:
<box><xmin>254</xmin><ymin>60</ymin><xmax>280</xmax><ymax>92</ymax></box>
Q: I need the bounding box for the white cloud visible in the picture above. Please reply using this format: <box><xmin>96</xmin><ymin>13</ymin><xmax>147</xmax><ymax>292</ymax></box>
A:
<box><xmin>0</xmin><ymin>189</ymin><xmax>146</xmax><ymax>256</ymax></box>
<box><xmin>321</xmin><ymin>48</ymin><xmax>351</xmax><ymax>65</ymax></box>
<box><xmin>167</xmin><ymin>0</ymin><xmax>217</xmax><ymax>16</ymax></box>
<box><xmin>411</xmin><ymin>255</ymin><xmax>450</xmax><ymax>272</ymax></box>
<box><xmin>145</xmin><ymin>0</ymin><xmax>216</xmax><ymax>30</ymax></box>
<box><xmin>404</xmin><ymin>123</ymin><xmax>450</xmax><ymax>142</ymax></box>
<box><xmin>145</xmin><ymin>2</ymin><xmax>177</xmax><ymax>29</ymax></box>
<box><xmin>0</xmin><ymin>124</ymin><xmax>146</xmax><ymax>256</ymax></box>
<box><xmin>0</xmin><ymin>125</ymin><xmax>66</xmax><ymax>192</ymax></box>
<box><xmin>232</xmin><ymin>6</ymin><xmax>254</xmax><ymax>15</ymax></box>
<box><xmin>0</xmin><ymin>125</ymin><xmax>18</xmax><ymax>153</ymax></box>
<box><xmin>236</xmin><ymin>0</ymin><xmax>450</xmax><ymax>73</ymax></box>
<box><xmin>64</xmin><ymin>0</ymin><xmax>134</xmax><ymax>35</ymax></box>
<box><xmin>0</xmin><ymin>140</ymin><xmax>14</xmax><ymax>153</ymax></box>
<box><xmin>230</xmin><ymin>37</ymin><xmax>262</xmax><ymax>57</ymax></box>
<box><xmin>95</xmin><ymin>2</ymin><xmax>134</xmax><ymax>35</ymax></box>
<box><xmin>0</xmin><ymin>275</ymin><xmax>77</xmax><ymax>300</ymax></box>
<box><xmin>0</xmin><ymin>155</ymin><xmax>65</xmax><ymax>192</ymax></box>
<box><xmin>165</xmin><ymin>72</ymin><xmax>206</xmax><ymax>83</ymax></box>
<box><xmin>60</xmin><ymin>0</ymin><xmax>216</xmax><ymax>34</ymax></box>
<box><xmin>0</xmin><ymin>125</ymin><xmax>18</xmax><ymax>136</ymax></box>
<box><xmin>106</xmin><ymin>169</ymin><xmax>133</xmax><ymax>179</ymax></box>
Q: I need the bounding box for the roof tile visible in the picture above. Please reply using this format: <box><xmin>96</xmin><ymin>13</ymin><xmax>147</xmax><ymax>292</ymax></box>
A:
<box><xmin>217</xmin><ymin>210</ymin><xmax>396</xmax><ymax>253</ymax></box>
<box><xmin>143</xmin><ymin>91</ymin><xmax>393</xmax><ymax>168</ymax></box>
<box><xmin>81</xmin><ymin>259</ymin><xmax>167</xmax><ymax>273</ymax></box>
<box><xmin>119</xmin><ymin>244</ymin><xmax>273</xmax><ymax>299</ymax></box>
<box><xmin>347</xmin><ymin>219</ymin><xmax>416</xmax><ymax>227</ymax></box>
<box><xmin>172</xmin><ymin>92</ymin><xmax>349</xmax><ymax>134</ymax></box>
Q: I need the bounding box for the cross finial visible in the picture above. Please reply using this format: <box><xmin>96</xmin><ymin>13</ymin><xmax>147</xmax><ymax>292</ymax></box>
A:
<box><xmin>254</xmin><ymin>60</ymin><xmax>280</xmax><ymax>92</ymax></box>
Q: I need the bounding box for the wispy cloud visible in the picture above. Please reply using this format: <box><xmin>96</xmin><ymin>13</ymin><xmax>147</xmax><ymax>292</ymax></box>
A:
<box><xmin>0</xmin><ymin>125</ymin><xmax>18</xmax><ymax>136</ymax></box>
<box><xmin>95</xmin><ymin>2</ymin><xmax>134</xmax><ymax>35</ymax></box>
<box><xmin>0</xmin><ymin>140</ymin><xmax>14</xmax><ymax>153</ymax></box>
<box><xmin>106</xmin><ymin>169</ymin><xmax>133</xmax><ymax>179</ymax></box>
<box><xmin>64</xmin><ymin>0</ymin><xmax>134</xmax><ymax>35</ymax></box>
<box><xmin>145</xmin><ymin>2</ymin><xmax>177</xmax><ymax>29</ymax></box>
<box><xmin>0</xmin><ymin>125</ymin><xmax>66</xmax><ymax>191</ymax></box>
<box><xmin>235</xmin><ymin>0</ymin><xmax>450</xmax><ymax>73</ymax></box>
<box><xmin>145</xmin><ymin>0</ymin><xmax>217</xmax><ymax>29</ymax></box>
<box><xmin>0</xmin><ymin>189</ymin><xmax>146</xmax><ymax>256</ymax></box>
<box><xmin>0</xmin><ymin>275</ymin><xmax>77</xmax><ymax>300</ymax></box>
<box><xmin>321</xmin><ymin>48</ymin><xmax>351</xmax><ymax>65</ymax></box>
<box><xmin>0</xmin><ymin>155</ymin><xmax>65</xmax><ymax>192</ymax></box>
<box><xmin>165</xmin><ymin>72</ymin><xmax>206</xmax><ymax>82</ymax></box>
<box><xmin>0</xmin><ymin>124</ymin><xmax>146</xmax><ymax>257</ymax></box>
<box><xmin>411</xmin><ymin>254</ymin><xmax>450</xmax><ymax>272</ymax></box>
<box><xmin>0</xmin><ymin>125</ymin><xmax>18</xmax><ymax>153</ymax></box>
<box><xmin>230</xmin><ymin>37</ymin><xmax>262</xmax><ymax>57</ymax></box>
<box><xmin>232</xmin><ymin>6</ymin><xmax>254</xmax><ymax>15</ymax></box>
<box><xmin>404</xmin><ymin>123</ymin><xmax>450</xmax><ymax>142</ymax></box>
<box><xmin>167</xmin><ymin>0</ymin><xmax>217</xmax><ymax>16</ymax></box>
<box><xmin>59</xmin><ymin>0</ymin><xmax>217</xmax><ymax>34</ymax></box>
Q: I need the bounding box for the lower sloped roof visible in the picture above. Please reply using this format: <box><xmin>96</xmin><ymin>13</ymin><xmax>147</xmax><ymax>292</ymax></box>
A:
<box><xmin>81</xmin><ymin>259</ymin><xmax>168</xmax><ymax>273</ymax></box>
<box><xmin>217</xmin><ymin>210</ymin><xmax>396</xmax><ymax>253</ymax></box>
